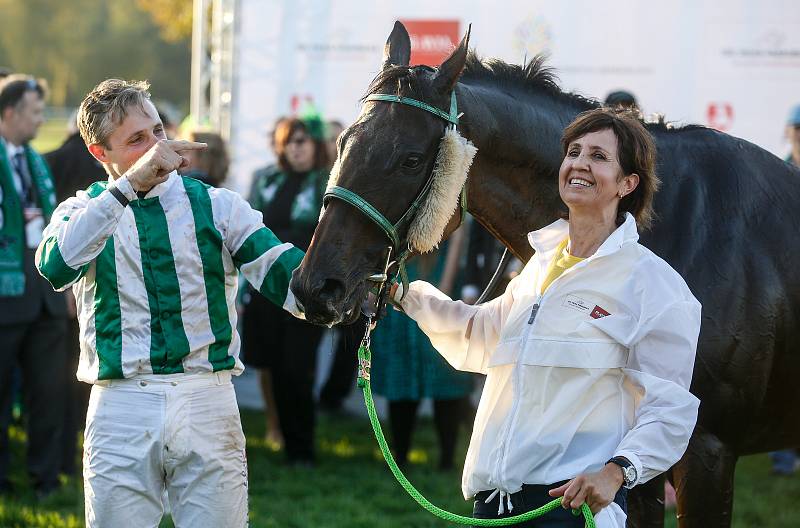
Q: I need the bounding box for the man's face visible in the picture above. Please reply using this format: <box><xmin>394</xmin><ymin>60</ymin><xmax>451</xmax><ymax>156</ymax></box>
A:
<box><xmin>90</xmin><ymin>100</ymin><xmax>166</xmax><ymax>179</ymax></box>
<box><xmin>2</xmin><ymin>91</ymin><xmax>45</xmax><ymax>144</ymax></box>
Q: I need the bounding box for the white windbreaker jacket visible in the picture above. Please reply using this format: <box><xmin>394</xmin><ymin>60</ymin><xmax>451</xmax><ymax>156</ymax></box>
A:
<box><xmin>398</xmin><ymin>213</ymin><xmax>701</xmax><ymax>526</ymax></box>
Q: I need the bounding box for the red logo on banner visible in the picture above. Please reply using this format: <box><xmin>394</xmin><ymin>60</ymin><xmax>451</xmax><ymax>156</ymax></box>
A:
<box><xmin>590</xmin><ymin>305</ymin><xmax>611</xmax><ymax>319</ymax></box>
<box><xmin>707</xmin><ymin>102</ymin><xmax>735</xmax><ymax>132</ymax></box>
<box><xmin>290</xmin><ymin>94</ymin><xmax>315</xmax><ymax>114</ymax></box>
<box><xmin>400</xmin><ymin>20</ymin><xmax>460</xmax><ymax>67</ymax></box>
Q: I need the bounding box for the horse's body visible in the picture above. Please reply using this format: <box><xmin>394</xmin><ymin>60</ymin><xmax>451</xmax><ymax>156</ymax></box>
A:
<box><xmin>291</xmin><ymin>23</ymin><xmax>800</xmax><ymax>527</ymax></box>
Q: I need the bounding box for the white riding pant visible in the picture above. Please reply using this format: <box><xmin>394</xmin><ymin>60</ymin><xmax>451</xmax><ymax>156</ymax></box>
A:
<box><xmin>83</xmin><ymin>371</ymin><xmax>248</xmax><ymax>528</ymax></box>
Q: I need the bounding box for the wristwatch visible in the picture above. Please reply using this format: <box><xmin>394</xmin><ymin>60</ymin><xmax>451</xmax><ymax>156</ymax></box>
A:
<box><xmin>607</xmin><ymin>456</ymin><xmax>637</xmax><ymax>489</ymax></box>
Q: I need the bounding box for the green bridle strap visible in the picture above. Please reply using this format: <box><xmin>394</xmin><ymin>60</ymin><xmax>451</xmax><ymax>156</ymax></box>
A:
<box><xmin>365</xmin><ymin>91</ymin><xmax>460</xmax><ymax>127</ymax></box>
<box><xmin>323</xmin><ymin>90</ymin><xmax>462</xmax><ymax>301</ymax></box>
<box><xmin>324</xmin><ymin>186</ymin><xmax>401</xmax><ymax>249</ymax></box>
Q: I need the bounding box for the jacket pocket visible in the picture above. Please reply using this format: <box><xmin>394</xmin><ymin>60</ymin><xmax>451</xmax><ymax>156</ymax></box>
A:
<box><xmin>519</xmin><ymin>338</ymin><xmax>629</xmax><ymax>368</ymax></box>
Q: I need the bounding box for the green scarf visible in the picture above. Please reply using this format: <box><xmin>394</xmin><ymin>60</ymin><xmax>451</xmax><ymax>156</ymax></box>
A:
<box><xmin>0</xmin><ymin>143</ymin><xmax>57</xmax><ymax>296</ymax></box>
<box><xmin>251</xmin><ymin>167</ymin><xmax>327</xmax><ymax>228</ymax></box>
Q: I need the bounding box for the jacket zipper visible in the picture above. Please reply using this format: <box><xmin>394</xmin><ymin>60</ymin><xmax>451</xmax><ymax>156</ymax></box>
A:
<box><xmin>495</xmin><ymin>291</ymin><xmax>541</xmax><ymax>487</ymax></box>
<box><xmin>492</xmin><ymin>250</ymin><xmax>597</xmax><ymax>487</ymax></box>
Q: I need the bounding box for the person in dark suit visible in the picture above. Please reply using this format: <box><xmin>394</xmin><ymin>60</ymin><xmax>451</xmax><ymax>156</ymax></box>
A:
<box><xmin>44</xmin><ymin>111</ymin><xmax>107</xmax><ymax>478</ymax></box>
<box><xmin>0</xmin><ymin>75</ymin><xmax>69</xmax><ymax>498</ymax></box>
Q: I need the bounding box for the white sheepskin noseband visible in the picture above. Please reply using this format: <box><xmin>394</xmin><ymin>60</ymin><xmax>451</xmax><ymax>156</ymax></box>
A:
<box><xmin>321</xmin><ymin>127</ymin><xmax>477</xmax><ymax>253</ymax></box>
<box><xmin>407</xmin><ymin>127</ymin><xmax>477</xmax><ymax>253</ymax></box>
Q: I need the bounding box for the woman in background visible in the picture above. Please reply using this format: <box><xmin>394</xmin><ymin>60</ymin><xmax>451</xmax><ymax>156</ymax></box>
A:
<box><xmin>241</xmin><ymin>116</ymin><xmax>328</xmax><ymax>466</ymax></box>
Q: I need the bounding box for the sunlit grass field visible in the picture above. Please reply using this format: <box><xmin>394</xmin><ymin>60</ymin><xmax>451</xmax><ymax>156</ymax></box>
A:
<box><xmin>1</xmin><ymin>407</ymin><xmax>799</xmax><ymax>528</ymax></box>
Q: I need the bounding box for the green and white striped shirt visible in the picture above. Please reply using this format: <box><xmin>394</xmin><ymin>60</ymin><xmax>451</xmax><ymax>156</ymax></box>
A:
<box><xmin>35</xmin><ymin>172</ymin><xmax>304</xmax><ymax>383</ymax></box>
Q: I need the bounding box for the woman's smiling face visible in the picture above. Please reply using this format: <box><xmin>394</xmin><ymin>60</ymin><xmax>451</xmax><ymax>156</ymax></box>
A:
<box><xmin>558</xmin><ymin>128</ymin><xmax>638</xmax><ymax>217</ymax></box>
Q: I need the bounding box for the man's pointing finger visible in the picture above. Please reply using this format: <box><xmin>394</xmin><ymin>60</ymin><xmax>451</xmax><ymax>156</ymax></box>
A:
<box><xmin>164</xmin><ymin>140</ymin><xmax>208</xmax><ymax>152</ymax></box>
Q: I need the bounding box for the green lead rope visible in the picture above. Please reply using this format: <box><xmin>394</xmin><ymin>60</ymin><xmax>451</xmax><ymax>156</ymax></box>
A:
<box><xmin>357</xmin><ymin>342</ymin><xmax>596</xmax><ymax>527</ymax></box>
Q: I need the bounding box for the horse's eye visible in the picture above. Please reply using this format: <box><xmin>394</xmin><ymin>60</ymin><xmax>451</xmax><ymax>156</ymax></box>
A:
<box><xmin>402</xmin><ymin>155</ymin><xmax>422</xmax><ymax>169</ymax></box>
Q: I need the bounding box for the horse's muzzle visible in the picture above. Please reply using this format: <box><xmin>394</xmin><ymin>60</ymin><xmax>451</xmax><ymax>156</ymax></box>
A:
<box><xmin>290</xmin><ymin>273</ymin><xmax>360</xmax><ymax>327</ymax></box>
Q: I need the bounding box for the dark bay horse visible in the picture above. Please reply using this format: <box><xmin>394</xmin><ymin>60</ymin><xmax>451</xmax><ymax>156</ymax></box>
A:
<box><xmin>290</xmin><ymin>22</ymin><xmax>800</xmax><ymax>527</ymax></box>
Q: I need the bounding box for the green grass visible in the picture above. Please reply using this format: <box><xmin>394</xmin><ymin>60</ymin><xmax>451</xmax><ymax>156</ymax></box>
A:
<box><xmin>1</xmin><ymin>408</ymin><xmax>799</xmax><ymax>527</ymax></box>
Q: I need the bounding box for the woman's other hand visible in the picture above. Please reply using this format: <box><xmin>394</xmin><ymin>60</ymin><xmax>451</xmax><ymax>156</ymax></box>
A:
<box><xmin>388</xmin><ymin>281</ymin><xmax>404</xmax><ymax>304</ymax></box>
<box><xmin>548</xmin><ymin>463</ymin><xmax>624</xmax><ymax>514</ymax></box>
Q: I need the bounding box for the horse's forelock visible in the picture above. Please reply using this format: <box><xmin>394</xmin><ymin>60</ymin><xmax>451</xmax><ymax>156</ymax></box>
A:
<box><xmin>362</xmin><ymin>64</ymin><xmax>439</xmax><ymax>102</ymax></box>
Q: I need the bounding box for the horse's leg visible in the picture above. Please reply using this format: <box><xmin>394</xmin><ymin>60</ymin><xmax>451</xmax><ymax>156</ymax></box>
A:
<box><xmin>625</xmin><ymin>473</ymin><xmax>665</xmax><ymax>528</ymax></box>
<box><xmin>671</xmin><ymin>428</ymin><xmax>737</xmax><ymax>528</ymax></box>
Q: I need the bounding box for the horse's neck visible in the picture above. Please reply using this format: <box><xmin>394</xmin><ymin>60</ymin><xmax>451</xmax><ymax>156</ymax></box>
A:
<box><xmin>457</xmin><ymin>81</ymin><xmax>582</xmax><ymax>260</ymax></box>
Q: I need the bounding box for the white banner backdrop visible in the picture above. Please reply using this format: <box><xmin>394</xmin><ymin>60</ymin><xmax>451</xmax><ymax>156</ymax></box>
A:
<box><xmin>227</xmin><ymin>0</ymin><xmax>800</xmax><ymax>193</ymax></box>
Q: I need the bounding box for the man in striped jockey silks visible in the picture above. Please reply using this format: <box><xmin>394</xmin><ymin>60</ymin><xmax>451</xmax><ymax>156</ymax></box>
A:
<box><xmin>35</xmin><ymin>79</ymin><xmax>306</xmax><ymax>527</ymax></box>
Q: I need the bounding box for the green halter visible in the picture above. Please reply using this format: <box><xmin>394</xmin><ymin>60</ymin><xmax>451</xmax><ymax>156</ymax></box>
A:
<box><xmin>323</xmin><ymin>91</ymin><xmax>461</xmax><ymax>298</ymax></box>
<box><xmin>364</xmin><ymin>91</ymin><xmax>460</xmax><ymax>126</ymax></box>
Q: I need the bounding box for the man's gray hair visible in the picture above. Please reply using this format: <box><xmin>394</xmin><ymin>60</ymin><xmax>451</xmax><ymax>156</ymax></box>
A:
<box><xmin>77</xmin><ymin>79</ymin><xmax>152</xmax><ymax>147</ymax></box>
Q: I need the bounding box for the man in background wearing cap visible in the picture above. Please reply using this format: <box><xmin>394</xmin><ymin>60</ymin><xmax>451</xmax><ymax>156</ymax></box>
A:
<box><xmin>604</xmin><ymin>90</ymin><xmax>639</xmax><ymax>111</ymax></box>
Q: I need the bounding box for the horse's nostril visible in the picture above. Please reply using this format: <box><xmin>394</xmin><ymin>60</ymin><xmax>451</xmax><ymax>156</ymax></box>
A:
<box><xmin>316</xmin><ymin>278</ymin><xmax>345</xmax><ymax>303</ymax></box>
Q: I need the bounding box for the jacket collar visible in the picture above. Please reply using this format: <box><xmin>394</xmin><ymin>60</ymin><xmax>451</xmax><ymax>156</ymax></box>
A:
<box><xmin>528</xmin><ymin>212</ymin><xmax>639</xmax><ymax>260</ymax></box>
<box><xmin>1</xmin><ymin>136</ymin><xmax>24</xmax><ymax>160</ymax></box>
<box><xmin>109</xmin><ymin>170</ymin><xmax>177</xmax><ymax>199</ymax></box>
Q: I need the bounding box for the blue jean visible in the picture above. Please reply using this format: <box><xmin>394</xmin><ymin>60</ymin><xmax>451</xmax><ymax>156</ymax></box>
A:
<box><xmin>769</xmin><ymin>450</ymin><xmax>797</xmax><ymax>475</ymax></box>
<box><xmin>472</xmin><ymin>481</ymin><xmax>627</xmax><ymax>528</ymax></box>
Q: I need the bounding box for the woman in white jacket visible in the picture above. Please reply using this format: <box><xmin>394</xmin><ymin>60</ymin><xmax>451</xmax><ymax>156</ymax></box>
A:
<box><xmin>391</xmin><ymin>108</ymin><xmax>701</xmax><ymax>527</ymax></box>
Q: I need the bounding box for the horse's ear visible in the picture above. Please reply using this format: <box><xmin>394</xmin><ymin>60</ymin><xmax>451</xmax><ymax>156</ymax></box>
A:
<box><xmin>383</xmin><ymin>21</ymin><xmax>411</xmax><ymax>68</ymax></box>
<box><xmin>433</xmin><ymin>24</ymin><xmax>471</xmax><ymax>94</ymax></box>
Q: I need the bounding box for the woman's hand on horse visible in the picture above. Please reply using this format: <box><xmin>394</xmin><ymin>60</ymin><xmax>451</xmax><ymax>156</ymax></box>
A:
<box><xmin>548</xmin><ymin>463</ymin><xmax>624</xmax><ymax>514</ymax></box>
<box><xmin>388</xmin><ymin>281</ymin><xmax>404</xmax><ymax>305</ymax></box>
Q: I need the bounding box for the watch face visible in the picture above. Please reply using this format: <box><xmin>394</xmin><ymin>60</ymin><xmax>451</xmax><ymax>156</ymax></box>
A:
<box><xmin>623</xmin><ymin>466</ymin><xmax>636</xmax><ymax>483</ymax></box>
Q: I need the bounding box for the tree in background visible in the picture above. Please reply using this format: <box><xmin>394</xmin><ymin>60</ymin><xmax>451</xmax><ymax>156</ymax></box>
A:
<box><xmin>137</xmin><ymin>0</ymin><xmax>193</xmax><ymax>42</ymax></box>
<box><xmin>0</xmin><ymin>0</ymin><xmax>191</xmax><ymax>110</ymax></box>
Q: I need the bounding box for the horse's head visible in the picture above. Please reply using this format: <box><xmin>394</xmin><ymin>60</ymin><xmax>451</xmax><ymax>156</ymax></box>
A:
<box><xmin>290</xmin><ymin>21</ymin><xmax>473</xmax><ymax>326</ymax></box>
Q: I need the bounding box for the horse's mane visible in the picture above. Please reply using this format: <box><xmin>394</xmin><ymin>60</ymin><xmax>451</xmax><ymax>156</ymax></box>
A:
<box><xmin>366</xmin><ymin>51</ymin><xmax>703</xmax><ymax>133</ymax></box>
<box><xmin>461</xmin><ymin>52</ymin><xmax>599</xmax><ymax>112</ymax></box>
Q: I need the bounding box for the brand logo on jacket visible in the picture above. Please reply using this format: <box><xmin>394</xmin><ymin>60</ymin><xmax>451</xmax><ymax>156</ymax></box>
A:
<box><xmin>564</xmin><ymin>295</ymin><xmax>612</xmax><ymax>319</ymax></box>
<box><xmin>563</xmin><ymin>294</ymin><xmax>592</xmax><ymax>314</ymax></box>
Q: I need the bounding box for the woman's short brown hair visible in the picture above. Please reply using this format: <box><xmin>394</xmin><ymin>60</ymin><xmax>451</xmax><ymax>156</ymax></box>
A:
<box><xmin>273</xmin><ymin>118</ymin><xmax>329</xmax><ymax>173</ymax></box>
<box><xmin>561</xmin><ymin>108</ymin><xmax>660</xmax><ymax>230</ymax></box>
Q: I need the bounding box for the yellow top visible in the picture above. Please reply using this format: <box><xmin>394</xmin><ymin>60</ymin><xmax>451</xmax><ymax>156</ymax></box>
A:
<box><xmin>540</xmin><ymin>238</ymin><xmax>585</xmax><ymax>294</ymax></box>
